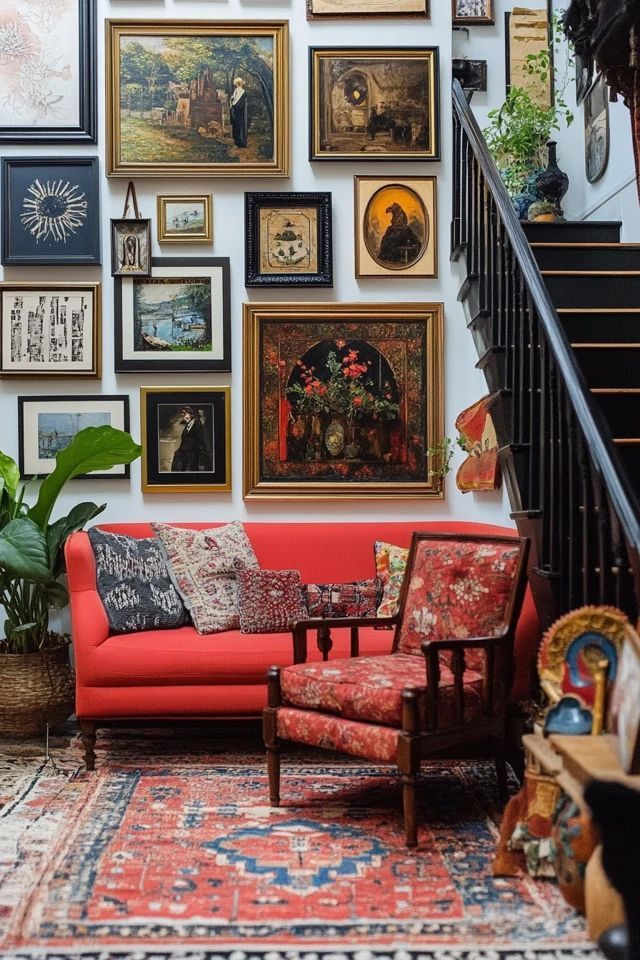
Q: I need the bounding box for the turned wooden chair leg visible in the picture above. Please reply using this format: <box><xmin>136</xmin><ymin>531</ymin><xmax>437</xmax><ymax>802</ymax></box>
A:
<box><xmin>79</xmin><ymin>719</ymin><xmax>97</xmax><ymax>771</ymax></box>
<box><xmin>402</xmin><ymin>773</ymin><xmax>418</xmax><ymax>847</ymax></box>
<box><xmin>263</xmin><ymin>666</ymin><xmax>282</xmax><ymax>807</ymax></box>
<box><xmin>398</xmin><ymin>688</ymin><xmax>420</xmax><ymax>848</ymax></box>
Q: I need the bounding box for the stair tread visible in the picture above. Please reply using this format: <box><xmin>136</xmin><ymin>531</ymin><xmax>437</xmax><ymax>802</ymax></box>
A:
<box><xmin>614</xmin><ymin>438</ymin><xmax>640</xmax><ymax>444</ymax></box>
<box><xmin>572</xmin><ymin>343</ymin><xmax>640</xmax><ymax>348</ymax></box>
<box><xmin>592</xmin><ymin>387</ymin><xmax>640</xmax><ymax>394</ymax></box>
<box><xmin>557</xmin><ymin>307</ymin><xmax>640</xmax><ymax>313</ymax></box>
<box><xmin>542</xmin><ymin>269</ymin><xmax>640</xmax><ymax>276</ymax></box>
<box><xmin>530</xmin><ymin>242</ymin><xmax>640</xmax><ymax>249</ymax></box>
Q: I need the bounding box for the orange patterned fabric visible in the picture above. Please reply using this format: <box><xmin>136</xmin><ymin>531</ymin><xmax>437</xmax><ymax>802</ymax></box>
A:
<box><xmin>276</xmin><ymin>706</ymin><xmax>400</xmax><ymax>762</ymax></box>
<box><xmin>397</xmin><ymin>539</ymin><xmax>521</xmax><ymax>656</ymax></box>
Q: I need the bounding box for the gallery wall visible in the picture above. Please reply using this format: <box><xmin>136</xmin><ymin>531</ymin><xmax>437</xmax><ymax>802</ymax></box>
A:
<box><xmin>0</xmin><ymin>0</ymin><xmax>518</xmax><ymax>528</ymax></box>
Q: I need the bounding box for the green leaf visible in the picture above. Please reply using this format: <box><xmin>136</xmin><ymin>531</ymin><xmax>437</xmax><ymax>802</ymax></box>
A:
<box><xmin>47</xmin><ymin>501</ymin><xmax>106</xmax><ymax>578</ymax></box>
<box><xmin>29</xmin><ymin>426</ymin><xmax>141</xmax><ymax>531</ymax></box>
<box><xmin>0</xmin><ymin>518</ymin><xmax>50</xmax><ymax>582</ymax></box>
<box><xmin>0</xmin><ymin>451</ymin><xmax>20</xmax><ymax>501</ymax></box>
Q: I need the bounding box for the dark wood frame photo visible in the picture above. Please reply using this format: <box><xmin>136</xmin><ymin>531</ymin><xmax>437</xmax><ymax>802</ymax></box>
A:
<box><xmin>111</xmin><ymin>218</ymin><xmax>152</xmax><ymax>277</ymax></box>
<box><xmin>245</xmin><ymin>192</ymin><xmax>333</xmax><ymax>287</ymax></box>
<box><xmin>114</xmin><ymin>257</ymin><xmax>231</xmax><ymax>374</ymax></box>
<box><xmin>452</xmin><ymin>0</ymin><xmax>494</xmax><ymax>25</ymax></box>
<box><xmin>0</xmin><ymin>0</ymin><xmax>97</xmax><ymax>144</ymax></box>
<box><xmin>18</xmin><ymin>395</ymin><xmax>130</xmax><ymax>479</ymax></box>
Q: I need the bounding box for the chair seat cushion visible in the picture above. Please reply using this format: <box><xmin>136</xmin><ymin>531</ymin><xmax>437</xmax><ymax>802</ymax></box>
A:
<box><xmin>280</xmin><ymin>652</ymin><xmax>484</xmax><ymax>727</ymax></box>
<box><xmin>277</xmin><ymin>706</ymin><xmax>400</xmax><ymax>763</ymax></box>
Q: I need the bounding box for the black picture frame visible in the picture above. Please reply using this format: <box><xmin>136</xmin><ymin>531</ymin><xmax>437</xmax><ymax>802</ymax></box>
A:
<box><xmin>0</xmin><ymin>0</ymin><xmax>96</xmax><ymax>144</ymax></box>
<box><xmin>111</xmin><ymin>219</ymin><xmax>152</xmax><ymax>277</ymax></box>
<box><xmin>114</xmin><ymin>257</ymin><xmax>231</xmax><ymax>373</ymax></box>
<box><xmin>18</xmin><ymin>395</ymin><xmax>130</xmax><ymax>480</ymax></box>
<box><xmin>1</xmin><ymin>157</ymin><xmax>101</xmax><ymax>267</ymax></box>
<box><xmin>452</xmin><ymin>0</ymin><xmax>494</xmax><ymax>26</ymax></box>
<box><xmin>245</xmin><ymin>192</ymin><xmax>333</xmax><ymax>287</ymax></box>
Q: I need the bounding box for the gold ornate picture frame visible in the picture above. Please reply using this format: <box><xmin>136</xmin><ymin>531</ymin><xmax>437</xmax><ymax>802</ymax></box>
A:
<box><xmin>158</xmin><ymin>195</ymin><xmax>213</xmax><ymax>243</ymax></box>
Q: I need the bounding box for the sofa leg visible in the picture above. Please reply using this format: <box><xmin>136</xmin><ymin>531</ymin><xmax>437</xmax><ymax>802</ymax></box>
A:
<box><xmin>79</xmin><ymin>719</ymin><xmax>97</xmax><ymax>771</ymax></box>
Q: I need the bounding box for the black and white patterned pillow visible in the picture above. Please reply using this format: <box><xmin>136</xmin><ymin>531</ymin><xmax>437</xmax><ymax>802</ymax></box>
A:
<box><xmin>88</xmin><ymin>528</ymin><xmax>190</xmax><ymax>634</ymax></box>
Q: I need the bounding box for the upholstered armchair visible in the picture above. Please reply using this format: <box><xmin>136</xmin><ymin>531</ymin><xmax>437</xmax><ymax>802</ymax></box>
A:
<box><xmin>263</xmin><ymin>532</ymin><xmax>530</xmax><ymax>846</ymax></box>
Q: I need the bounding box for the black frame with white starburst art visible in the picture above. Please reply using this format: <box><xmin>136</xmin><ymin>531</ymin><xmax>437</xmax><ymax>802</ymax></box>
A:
<box><xmin>1</xmin><ymin>157</ymin><xmax>101</xmax><ymax>266</ymax></box>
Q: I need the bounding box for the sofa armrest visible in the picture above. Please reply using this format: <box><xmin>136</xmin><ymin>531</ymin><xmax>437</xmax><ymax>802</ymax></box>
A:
<box><xmin>64</xmin><ymin>531</ymin><xmax>110</xmax><ymax>671</ymax></box>
<box><xmin>292</xmin><ymin>615</ymin><xmax>398</xmax><ymax>664</ymax></box>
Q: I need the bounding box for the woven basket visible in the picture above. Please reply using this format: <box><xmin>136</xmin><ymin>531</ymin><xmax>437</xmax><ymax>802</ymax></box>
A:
<box><xmin>0</xmin><ymin>639</ymin><xmax>75</xmax><ymax>737</ymax></box>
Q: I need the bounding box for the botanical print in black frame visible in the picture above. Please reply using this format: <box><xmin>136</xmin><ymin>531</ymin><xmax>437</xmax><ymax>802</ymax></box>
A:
<box><xmin>245</xmin><ymin>192</ymin><xmax>333</xmax><ymax>287</ymax></box>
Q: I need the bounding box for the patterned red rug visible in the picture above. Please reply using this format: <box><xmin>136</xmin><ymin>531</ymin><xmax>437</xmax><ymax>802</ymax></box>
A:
<box><xmin>0</xmin><ymin>727</ymin><xmax>597</xmax><ymax>960</ymax></box>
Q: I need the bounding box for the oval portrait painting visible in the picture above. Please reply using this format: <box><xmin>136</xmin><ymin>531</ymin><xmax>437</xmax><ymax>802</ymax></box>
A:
<box><xmin>364</xmin><ymin>184</ymin><xmax>428</xmax><ymax>271</ymax></box>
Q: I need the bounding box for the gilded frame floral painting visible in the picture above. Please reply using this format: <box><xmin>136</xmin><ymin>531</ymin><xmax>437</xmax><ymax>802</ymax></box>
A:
<box><xmin>243</xmin><ymin>301</ymin><xmax>444</xmax><ymax>500</ymax></box>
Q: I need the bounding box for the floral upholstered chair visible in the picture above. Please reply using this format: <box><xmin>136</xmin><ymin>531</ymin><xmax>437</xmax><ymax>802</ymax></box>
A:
<box><xmin>263</xmin><ymin>532</ymin><xmax>530</xmax><ymax>846</ymax></box>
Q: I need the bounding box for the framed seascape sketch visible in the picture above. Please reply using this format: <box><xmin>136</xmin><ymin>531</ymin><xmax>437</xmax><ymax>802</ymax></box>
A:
<box><xmin>0</xmin><ymin>283</ymin><xmax>101</xmax><ymax>379</ymax></box>
<box><xmin>0</xmin><ymin>0</ymin><xmax>96</xmax><ymax>143</ymax></box>
<box><xmin>243</xmin><ymin>301</ymin><xmax>443</xmax><ymax>500</ymax></box>
<box><xmin>309</xmin><ymin>47</ymin><xmax>439</xmax><ymax>161</ymax></box>
<box><xmin>354</xmin><ymin>176</ymin><xmax>437</xmax><ymax>278</ymax></box>
<box><xmin>245</xmin><ymin>192</ymin><xmax>332</xmax><ymax>287</ymax></box>
<box><xmin>608</xmin><ymin>624</ymin><xmax>640</xmax><ymax>774</ymax></box>
<box><xmin>452</xmin><ymin>0</ymin><xmax>493</xmax><ymax>24</ymax></box>
<box><xmin>115</xmin><ymin>258</ymin><xmax>230</xmax><ymax>373</ymax></box>
<box><xmin>140</xmin><ymin>386</ymin><xmax>231</xmax><ymax>494</ymax></box>
<box><xmin>1</xmin><ymin>157</ymin><xmax>101</xmax><ymax>266</ymax></box>
<box><xmin>106</xmin><ymin>20</ymin><xmax>289</xmax><ymax>177</ymax></box>
<box><xmin>307</xmin><ymin>0</ymin><xmax>428</xmax><ymax>19</ymax></box>
<box><xmin>18</xmin><ymin>396</ymin><xmax>129</xmax><ymax>479</ymax></box>
<box><xmin>585</xmin><ymin>75</ymin><xmax>610</xmax><ymax>184</ymax></box>
<box><xmin>158</xmin><ymin>195</ymin><xmax>212</xmax><ymax>243</ymax></box>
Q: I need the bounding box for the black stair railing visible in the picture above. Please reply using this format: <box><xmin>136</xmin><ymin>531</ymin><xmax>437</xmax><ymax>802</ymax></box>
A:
<box><xmin>452</xmin><ymin>79</ymin><xmax>640</xmax><ymax>627</ymax></box>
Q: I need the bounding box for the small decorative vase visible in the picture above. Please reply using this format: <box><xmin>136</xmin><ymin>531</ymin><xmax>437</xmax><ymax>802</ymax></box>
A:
<box><xmin>535</xmin><ymin>142</ymin><xmax>569</xmax><ymax>220</ymax></box>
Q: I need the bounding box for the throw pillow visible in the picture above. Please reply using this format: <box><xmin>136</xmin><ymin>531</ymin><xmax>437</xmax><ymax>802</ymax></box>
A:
<box><xmin>151</xmin><ymin>522</ymin><xmax>259</xmax><ymax>634</ymax></box>
<box><xmin>374</xmin><ymin>540</ymin><xmax>410</xmax><ymax>617</ymax></box>
<box><xmin>234</xmin><ymin>560</ymin><xmax>307</xmax><ymax>634</ymax></box>
<box><xmin>303</xmin><ymin>578</ymin><xmax>382</xmax><ymax>619</ymax></box>
<box><xmin>88</xmin><ymin>528</ymin><xmax>190</xmax><ymax>634</ymax></box>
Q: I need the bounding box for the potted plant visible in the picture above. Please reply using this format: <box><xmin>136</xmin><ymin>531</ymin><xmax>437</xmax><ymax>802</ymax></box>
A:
<box><xmin>0</xmin><ymin>425</ymin><xmax>141</xmax><ymax>737</ymax></box>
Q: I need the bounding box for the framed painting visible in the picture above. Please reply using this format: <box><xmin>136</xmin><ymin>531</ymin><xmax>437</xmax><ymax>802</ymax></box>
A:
<box><xmin>0</xmin><ymin>282</ymin><xmax>101</xmax><ymax>379</ymax></box>
<box><xmin>245</xmin><ymin>192</ymin><xmax>332</xmax><ymax>287</ymax></box>
<box><xmin>140</xmin><ymin>386</ymin><xmax>231</xmax><ymax>494</ymax></box>
<box><xmin>1</xmin><ymin>157</ymin><xmax>101</xmax><ymax>266</ymax></box>
<box><xmin>505</xmin><ymin>9</ymin><xmax>552</xmax><ymax>107</ymax></box>
<box><xmin>106</xmin><ymin>20</ymin><xmax>289</xmax><ymax>177</ymax></box>
<box><xmin>309</xmin><ymin>47</ymin><xmax>439</xmax><ymax>161</ymax></box>
<box><xmin>452</xmin><ymin>0</ymin><xmax>494</xmax><ymax>24</ymax></box>
<box><xmin>18</xmin><ymin>395</ymin><xmax>129</xmax><ymax>479</ymax></box>
<box><xmin>111</xmin><ymin>218</ymin><xmax>152</xmax><ymax>277</ymax></box>
<box><xmin>158</xmin><ymin>195</ymin><xmax>212</xmax><ymax>243</ymax></box>
<box><xmin>243</xmin><ymin>301</ymin><xmax>443</xmax><ymax>500</ymax></box>
<box><xmin>585</xmin><ymin>75</ymin><xmax>610</xmax><ymax>184</ymax></box>
<box><xmin>354</xmin><ymin>176</ymin><xmax>437</xmax><ymax>278</ymax></box>
<box><xmin>608</xmin><ymin>624</ymin><xmax>640</xmax><ymax>774</ymax></box>
<box><xmin>307</xmin><ymin>0</ymin><xmax>428</xmax><ymax>19</ymax></box>
<box><xmin>0</xmin><ymin>0</ymin><xmax>96</xmax><ymax>143</ymax></box>
<box><xmin>115</xmin><ymin>257</ymin><xmax>231</xmax><ymax>373</ymax></box>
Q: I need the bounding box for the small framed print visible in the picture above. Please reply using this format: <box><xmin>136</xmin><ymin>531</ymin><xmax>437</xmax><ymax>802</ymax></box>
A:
<box><xmin>245</xmin><ymin>192</ymin><xmax>332</xmax><ymax>287</ymax></box>
<box><xmin>158</xmin><ymin>195</ymin><xmax>212</xmax><ymax>243</ymax></box>
<box><xmin>1</xmin><ymin>157</ymin><xmax>101</xmax><ymax>266</ymax></box>
<box><xmin>18</xmin><ymin>395</ymin><xmax>130</xmax><ymax>479</ymax></box>
<box><xmin>111</xmin><ymin>218</ymin><xmax>152</xmax><ymax>277</ymax></box>
<box><xmin>354</xmin><ymin>176</ymin><xmax>437</xmax><ymax>278</ymax></box>
<box><xmin>452</xmin><ymin>0</ymin><xmax>494</xmax><ymax>25</ymax></box>
<box><xmin>0</xmin><ymin>282</ymin><xmax>101</xmax><ymax>379</ymax></box>
<box><xmin>307</xmin><ymin>0</ymin><xmax>428</xmax><ymax>18</ymax></box>
<box><xmin>115</xmin><ymin>257</ymin><xmax>231</xmax><ymax>373</ymax></box>
<box><xmin>140</xmin><ymin>386</ymin><xmax>231</xmax><ymax>494</ymax></box>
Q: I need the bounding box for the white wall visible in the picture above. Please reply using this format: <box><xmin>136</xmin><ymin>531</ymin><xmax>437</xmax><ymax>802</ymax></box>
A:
<box><xmin>0</xmin><ymin>0</ymin><xmax>515</xmax><ymax>529</ymax></box>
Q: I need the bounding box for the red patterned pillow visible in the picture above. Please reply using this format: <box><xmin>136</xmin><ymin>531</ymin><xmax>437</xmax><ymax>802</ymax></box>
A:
<box><xmin>234</xmin><ymin>560</ymin><xmax>307</xmax><ymax>634</ymax></box>
<box><xmin>303</xmin><ymin>578</ymin><xmax>382</xmax><ymax>619</ymax></box>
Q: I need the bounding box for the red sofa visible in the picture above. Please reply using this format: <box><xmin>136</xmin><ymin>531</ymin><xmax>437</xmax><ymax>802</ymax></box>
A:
<box><xmin>65</xmin><ymin>521</ymin><xmax>539</xmax><ymax>764</ymax></box>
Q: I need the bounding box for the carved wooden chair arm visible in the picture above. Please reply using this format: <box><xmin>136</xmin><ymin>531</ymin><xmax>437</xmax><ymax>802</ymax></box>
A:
<box><xmin>291</xmin><ymin>615</ymin><xmax>399</xmax><ymax>664</ymax></box>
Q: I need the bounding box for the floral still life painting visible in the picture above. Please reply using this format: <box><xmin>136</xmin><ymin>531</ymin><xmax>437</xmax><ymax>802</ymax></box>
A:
<box><xmin>243</xmin><ymin>302</ymin><xmax>443</xmax><ymax>499</ymax></box>
<box><xmin>455</xmin><ymin>393</ymin><xmax>502</xmax><ymax>493</ymax></box>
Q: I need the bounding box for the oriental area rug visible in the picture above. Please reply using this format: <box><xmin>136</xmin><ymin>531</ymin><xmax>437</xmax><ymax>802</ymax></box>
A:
<box><xmin>0</xmin><ymin>726</ymin><xmax>597</xmax><ymax>960</ymax></box>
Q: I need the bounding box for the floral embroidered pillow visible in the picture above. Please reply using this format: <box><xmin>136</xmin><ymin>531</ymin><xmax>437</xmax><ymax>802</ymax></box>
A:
<box><xmin>373</xmin><ymin>540</ymin><xmax>410</xmax><ymax>617</ymax></box>
<box><xmin>303</xmin><ymin>578</ymin><xmax>382</xmax><ymax>619</ymax></box>
<box><xmin>234</xmin><ymin>560</ymin><xmax>307</xmax><ymax>634</ymax></box>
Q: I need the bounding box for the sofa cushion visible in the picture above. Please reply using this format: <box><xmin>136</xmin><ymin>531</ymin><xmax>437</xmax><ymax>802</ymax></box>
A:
<box><xmin>87</xmin><ymin>528</ymin><xmax>189</xmax><ymax>634</ymax></box>
<box><xmin>235</xmin><ymin>561</ymin><xmax>306</xmax><ymax>633</ymax></box>
<box><xmin>374</xmin><ymin>540</ymin><xmax>410</xmax><ymax>617</ymax></box>
<box><xmin>151</xmin><ymin>521</ymin><xmax>258</xmax><ymax>634</ymax></box>
<box><xmin>303</xmin><ymin>578</ymin><xmax>382</xmax><ymax>619</ymax></box>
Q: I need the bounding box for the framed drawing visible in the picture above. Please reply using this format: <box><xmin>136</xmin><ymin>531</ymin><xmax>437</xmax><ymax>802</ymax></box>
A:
<box><xmin>608</xmin><ymin>624</ymin><xmax>640</xmax><ymax>774</ymax></box>
<box><xmin>0</xmin><ymin>282</ymin><xmax>101</xmax><ymax>379</ymax></box>
<box><xmin>140</xmin><ymin>386</ymin><xmax>231</xmax><ymax>494</ymax></box>
<box><xmin>354</xmin><ymin>176</ymin><xmax>437</xmax><ymax>278</ymax></box>
<box><xmin>114</xmin><ymin>257</ymin><xmax>230</xmax><ymax>374</ymax></box>
<box><xmin>243</xmin><ymin>301</ymin><xmax>443</xmax><ymax>500</ymax></box>
<box><xmin>18</xmin><ymin>395</ymin><xmax>129</xmax><ymax>479</ymax></box>
<box><xmin>0</xmin><ymin>0</ymin><xmax>96</xmax><ymax>143</ymax></box>
<box><xmin>1</xmin><ymin>157</ymin><xmax>101</xmax><ymax>267</ymax></box>
<box><xmin>452</xmin><ymin>0</ymin><xmax>494</xmax><ymax>24</ymax></box>
<box><xmin>585</xmin><ymin>75</ymin><xmax>610</xmax><ymax>184</ymax></box>
<box><xmin>106</xmin><ymin>19</ymin><xmax>289</xmax><ymax>177</ymax></box>
<box><xmin>245</xmin><ymin>192</ymin><xmax>332</xmax><ymax>287</ymax></box>
<box><xmin>307</xmin><ymin>0</ymin><xmax>428</xmax><ymax>19</ymax></box>
<box><xmin>158</xmin><ymin>195</ymin><xmax>212</xmax><ymax>243</ymax></box>
<box><xmin>309</xmin><ymin>47</ymin><xmax>439</xmax><ymax>161</ymax></box>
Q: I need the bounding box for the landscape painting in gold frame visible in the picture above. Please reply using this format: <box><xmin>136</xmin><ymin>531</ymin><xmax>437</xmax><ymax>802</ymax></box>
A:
<box><xmin>158</xmin><ymin>195</ymin><xmax>212</xmax><ymax>243</ymax></box>
<box><xmin>355</xmin><ymin>176</ymin><xmax>437</xmax><ymax>278</ymax></box>
<box><xmin>243</xmin><ymin>301</ymin><xmax>443</xmax><ymax>500</ymax></box>
<box><xmin>106</xmin><ymin>19</ymin><xmax>289</xmax><ymax>177</ymax></box>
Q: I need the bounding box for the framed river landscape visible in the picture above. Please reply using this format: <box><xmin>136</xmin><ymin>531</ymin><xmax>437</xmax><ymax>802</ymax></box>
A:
<box><xmin>114</xmin><ymin>257</ymin><xmax>231</xmax><ymax>373</ymax></box>
<box><xmin>243</xmin><ymin>301</ymin><xmax>443</xmax><ymax>500</ymax></box>
<box><xmin>106</xmin><ymin>20</ymin><xmax>289</xmax><ymax>177</ymax></box>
